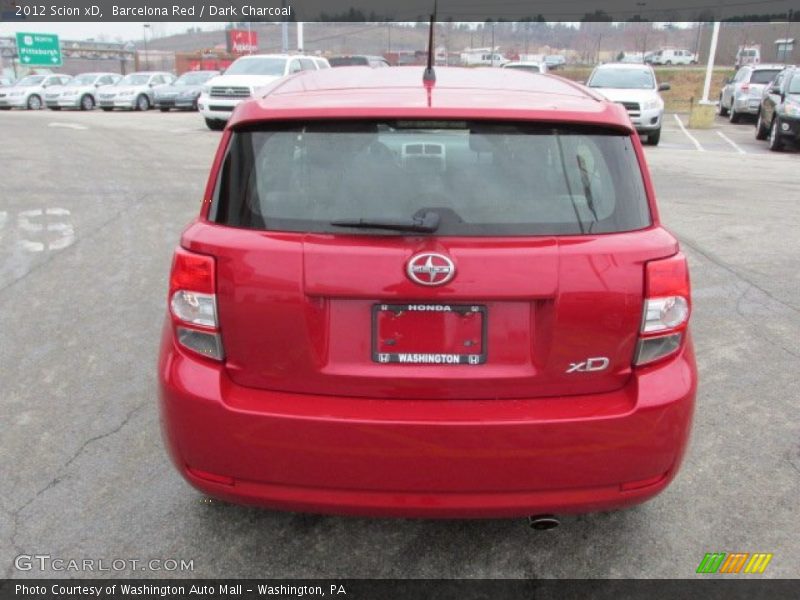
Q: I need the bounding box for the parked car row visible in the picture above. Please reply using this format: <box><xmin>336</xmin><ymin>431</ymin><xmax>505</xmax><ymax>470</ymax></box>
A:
<box><xmin>0</xmin><ymin>70</ymin><xmax>223</xmax><ymax>113</ymax></box>
<box><xmin>717</xmin><ymin>63</ymin><xmax>799</xmax><ymax>151</ymax></box>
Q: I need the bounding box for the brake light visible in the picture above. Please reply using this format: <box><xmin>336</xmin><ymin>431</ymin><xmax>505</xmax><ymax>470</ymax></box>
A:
<box><xmin>634</xmin><ymin>253</ymin><xmax>691</xmax><ymax>366</ymax></box>
<box><xmin>168</xmin><ymin>247</ymin><xmax>223</xmax><ymax>360</ymax></box>
<box><xmin>741</xmin><ymin>83</ymin><xmax>750</xmax><ymax>93</ymax></box>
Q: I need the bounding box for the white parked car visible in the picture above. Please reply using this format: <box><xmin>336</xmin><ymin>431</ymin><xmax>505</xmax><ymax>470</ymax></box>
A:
<box><xmin>502</xmin><ymin>61</ymin><xmax>548</xmax><ymax>74</ymax></box>
<box><xmin>97</xmin><ymin>71</ymin><xmax>176</xmax><ymax>111</ymax></box>
<box><xmin>586</xmin><ymin>63</ymin><xmax>671</xmax><ymax>145</ymax></box>
<box><xmin>0</xmin><ymin>74</ymin><xmax>72</xmax><ymax>110</ymax></box>
<box><xmin>199</xmin><ymin>54</ymin><xmax>330</xmax><ymax>130</ymax></box>
<box><xmin>45</xmin><ymin>72</ymin><xmax>122</xmax><ymax>111</ymax></box>
<box><xmin>648</xmin><ymin>49</ymin><xmax>697</xmax><ymax>66</ymax></box>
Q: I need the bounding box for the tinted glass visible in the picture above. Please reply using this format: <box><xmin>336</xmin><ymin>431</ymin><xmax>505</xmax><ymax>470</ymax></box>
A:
<box><xmin>588</xmin><ymin>68</ymin><xmax>654</xmax><ymax>89</ymax></box>
<box><xmin>71</xmin><ymin>74</ymin><xmax>98</xmax><ymax>85</ymax></box>
<box><xmin>120</xmin><ymin>74</ymin><xmax>150</xmax><ymax>85</ymax></box>
<box><xmin>505</xmin><ymin>64</ymin><xmax>541</xmax><ymax>73</ymax></box>
<box><xmin>175</xmin><ymin>72</ymin><xmax>215</xmax><ymax>85</ymax></box>
<box><xmin>788</xmin><ymin>74</ymin><xmax>800</xmax><ymax>94</ymax></box>
<box><xmin>211</xmin><ymin>121</ymin><xmax>650</xmax><ymax>237</ymax></box>
<box><xmin>330</xmin><ymin>56</ymin><xmax>369</xmax><ymax>66</ymax></box>
<box><xmin>225</xmin><ymin>57</ymin><xmax>287</xmax><ymax>76</ymax></box>
<box><xmin>17</xmin><ymin>76</ymin><xmax>46</xmax><ymax>85</ymax></box>
<box><xmin>751</xmin><ymin>70</ymin><xmax>782</xmax><ymax>84</ymax></box>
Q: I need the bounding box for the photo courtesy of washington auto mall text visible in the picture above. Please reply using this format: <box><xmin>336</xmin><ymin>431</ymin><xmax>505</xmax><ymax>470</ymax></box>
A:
<box><xmin>1</xmin><ymin>0</ymin><xmax>799</xmax><ymax>597</ymax></box>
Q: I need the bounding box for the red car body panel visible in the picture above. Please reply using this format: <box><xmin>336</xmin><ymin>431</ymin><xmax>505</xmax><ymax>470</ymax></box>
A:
<box><xmin>159</xmin><ymin>67</ymin><xmax>697</xmax><ymax>517</ymax></box>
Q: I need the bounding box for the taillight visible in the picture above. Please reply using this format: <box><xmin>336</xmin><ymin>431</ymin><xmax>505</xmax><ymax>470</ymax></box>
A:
<box><xmin>741</xmin><ymin>83</ymin><xmax>750</xmax><ymax>93</ymax></box>
<box><xmin>168</xmin><ymin>247</ymin><xmax>224</xmax><ymax>360</ymax></box>
<box><xmin>634</xmin><ymin>253</ymin><xmax>691</xmax><ymax>366</ymax></box>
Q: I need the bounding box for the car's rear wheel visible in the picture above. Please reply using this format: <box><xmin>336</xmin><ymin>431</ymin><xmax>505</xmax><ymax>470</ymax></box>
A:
<box><xmin>80</xmin><ymin>94</ymin><xmax>95</xmax><ymax>111</ymax></box>
<box><xmin>135</xmin><ymin>94</ymin><xmax>150</xmax><ymax>111</ymax></box>
<box><xmin>729</xmin><ymin>103</ymin><xmax>741</xmax><ymax>123</ymax></box>
<box><xmin>717</xmin><ymin>94</ymin><xmax>729</xmax><ymax>116</ymax></box>
<box><xmin>205</xmin><ymin>118</ymin><xmax>225</xmax><ymax>131</ymax></box>
<box><xmin>27</xmin><ymin>94</ymin><xmax>42</xmax><ymax>110</ymax></box>
<box><xmin>768</xmin><ymin>118</ymin><xmax>783</xmax><ymax>151</ymax></box>
<box><xmin>646</xmin><ymin>128</ymin><xmax>661</xmax><ymax>146</ymax></box>
<box><xmin>755</xmin><ymin>112</ymin><xmax>769</xmax><ymax>140</ymax></box>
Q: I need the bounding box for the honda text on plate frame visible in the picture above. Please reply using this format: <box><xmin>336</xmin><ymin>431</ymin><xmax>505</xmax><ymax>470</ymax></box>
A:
<box><xmin>158</xmin><ymin>67</ymin><xmax>696</xmax><ymax>518</ymax></box>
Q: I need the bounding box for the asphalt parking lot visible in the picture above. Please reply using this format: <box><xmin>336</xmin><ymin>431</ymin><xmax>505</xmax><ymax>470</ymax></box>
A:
<box><xmin>1</xmin><ymin>108</ymin><xmax>798</xmax><ymax>579</ymax></box>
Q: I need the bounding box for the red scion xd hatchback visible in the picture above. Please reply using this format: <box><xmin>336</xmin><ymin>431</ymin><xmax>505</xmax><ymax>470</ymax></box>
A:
<box><xmin>158</xmin><ymin>66</ymin><xmax>697</xmax><ymax>520</ymax></box>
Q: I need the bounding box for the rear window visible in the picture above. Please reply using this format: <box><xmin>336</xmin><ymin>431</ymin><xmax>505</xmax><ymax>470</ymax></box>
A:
<box><xmin>210</xmin><ymin>121</ymin><xmax>651</xmax><ymax>236</ymax></box>
<box><xmin>751</xmin><ymin>69</ymin><xmax>781</xmax><ymax>84</ymax></box>
<box><xmin>329</xmin><ymin>56</ymin><xmax>369</xmax><ymax>67</ymax></box>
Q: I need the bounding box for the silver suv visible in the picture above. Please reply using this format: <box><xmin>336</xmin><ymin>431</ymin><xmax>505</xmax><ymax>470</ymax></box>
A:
<box><xmin>97</xmin><ymin>71</ymin><xmax>175</xmax><ymax>111</ymax></box>
<box><xmin>45</xmin><ymin>72</ymin><xmax>121</xmax><ymax>111</ymax></box>
<box><xmin>718</xmin><ymin>64</ymin><xmax>785</xmax><ymax>123</ymax></box>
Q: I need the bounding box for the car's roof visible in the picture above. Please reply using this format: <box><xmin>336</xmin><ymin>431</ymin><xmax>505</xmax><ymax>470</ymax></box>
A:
<box><xmin>750</xmin><ymin>63</ymin><xmax>787</xmax><ymax>70</ymax></box>
<box><xmin>234</xmin><ymin>53</ymin><xmax>311</xmax><ymax>59</ymax></box>
<box><xmin>594</xmin><ymin>62</ymin><xmax>654</xmax><ymax>70</ymax></box>
<box><xmin>231</xmin><ymin>66</ymin><xmax>633</xmax><ymax>130</ymax></box>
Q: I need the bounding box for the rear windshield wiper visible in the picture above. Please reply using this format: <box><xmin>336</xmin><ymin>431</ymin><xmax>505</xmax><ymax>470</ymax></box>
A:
<box><xmin>331</xmin><ymin>211</ymin><xmax>440</xmax><ymax>233</ymax></box>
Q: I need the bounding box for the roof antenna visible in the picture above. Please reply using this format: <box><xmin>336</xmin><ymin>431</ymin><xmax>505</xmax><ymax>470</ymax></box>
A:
<box><xmin>423</xmin><ymin>0</ymin><xmax>437</xmax><ymax>83</ymax></box>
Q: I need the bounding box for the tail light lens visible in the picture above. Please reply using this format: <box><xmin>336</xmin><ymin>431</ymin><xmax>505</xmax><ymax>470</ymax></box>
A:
<box><xmin>168</xmin><ymin>247</ymin><xmax>224</xmax><ymax>360</ymax></box>
<box><xmin>741</xmin><ymin>83</ymin><xmax>750</xmax><ymax>93</ymax></box>
<box><xmin>635</xmin><ymin>253</ymin><xmax>691</xmax><ymax>366</ymax></box>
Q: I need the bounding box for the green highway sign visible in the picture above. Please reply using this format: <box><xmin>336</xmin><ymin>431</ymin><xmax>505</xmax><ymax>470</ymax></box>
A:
<box><xmin>15</xmin><ymin>32</ymin><xmax>62</xmax><ymax>67</ymax></box>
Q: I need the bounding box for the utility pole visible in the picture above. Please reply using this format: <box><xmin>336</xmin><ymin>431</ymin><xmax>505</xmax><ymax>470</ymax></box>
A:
<box><xmin>281</xmin><ymin>0</ymin><xmax>289</xmax><ymax>53</ymax></box>
<box><xmin>142</xmin><ymin>23</ymin><xmax>150</xmax><ymax>70</ymax></box>
<box><xmin>297</xmin><ymin>22</ymin><xmax>304</xmax><ymax>52</ymax></box>
<box><xmin>701</xmin><ymin>21</ymin><xmax>720</xmax><ymax>103</ymax></box>
<box><xmin>491</xmin><ymin>22</ymin><xmax>495</xmax><ymax>66</ymax></box>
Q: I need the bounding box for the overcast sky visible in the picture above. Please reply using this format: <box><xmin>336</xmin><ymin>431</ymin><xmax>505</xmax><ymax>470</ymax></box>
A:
<box><xmin>0</xmin><ymin>22</ymin><xmax>227</xmax><ymax>42</ymax></box>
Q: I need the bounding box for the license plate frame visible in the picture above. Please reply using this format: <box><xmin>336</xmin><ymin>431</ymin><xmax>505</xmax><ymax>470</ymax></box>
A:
<box><xmin>371</xmin><ymin>303</ymin><xmax>487</xmax><ymax>366</ymax></box>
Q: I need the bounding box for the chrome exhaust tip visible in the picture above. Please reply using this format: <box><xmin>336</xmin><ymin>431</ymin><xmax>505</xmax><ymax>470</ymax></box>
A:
<box><xmin>527</xmin><ymin>515</ymin><xmax>560</xmax><ymax>530</ymax></box>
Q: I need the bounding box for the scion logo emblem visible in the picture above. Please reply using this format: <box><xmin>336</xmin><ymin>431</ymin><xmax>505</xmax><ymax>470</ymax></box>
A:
<box><xmin>406</xmin><ymin>253</ymin><xmax>455</xmax><ymax>286</ymax></box>
<box><xmin>225</xmin><ymin>88</ymin><xmax>235</xmax><ymax>95</ymax></box>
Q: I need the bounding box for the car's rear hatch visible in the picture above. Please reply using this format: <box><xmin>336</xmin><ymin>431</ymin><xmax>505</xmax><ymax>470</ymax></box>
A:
<box><xmin>187</xmin><ymin>119</ymin><xmax>678</xmax><ymax>400</ymax></box>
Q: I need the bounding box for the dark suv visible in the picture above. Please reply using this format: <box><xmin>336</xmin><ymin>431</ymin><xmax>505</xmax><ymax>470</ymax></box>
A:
<box><xmin>755</xmin><ymin>66</ymin><xmax>800</xmax><ymax>151</ymax></box>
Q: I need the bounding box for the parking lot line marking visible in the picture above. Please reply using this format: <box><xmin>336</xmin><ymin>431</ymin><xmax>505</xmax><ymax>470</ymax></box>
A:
<box><xmin>716</xmin><ymin>131</ymin><xmax>747</xmax><ymax>154</ymax></box>
<box><xmin>48</xmin><ymin>122</ymin><xmax>88</xmax><ymax>131</ymax></box>
<box><xmin>673</xmin><ymin>114</ymin><xmax>705</xmax><ymax>152</ymax></box>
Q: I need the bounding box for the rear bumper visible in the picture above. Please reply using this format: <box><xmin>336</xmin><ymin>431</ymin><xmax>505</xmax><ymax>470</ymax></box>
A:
<box><xmin>733</xmin><ymin>95</ymin><xmax>761</xmax><ymax>115</ymax></box>
<box><xmin>158</xmin><ymin>327</ymin><xmax>697</xmax><ymax>518</ymax></box>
